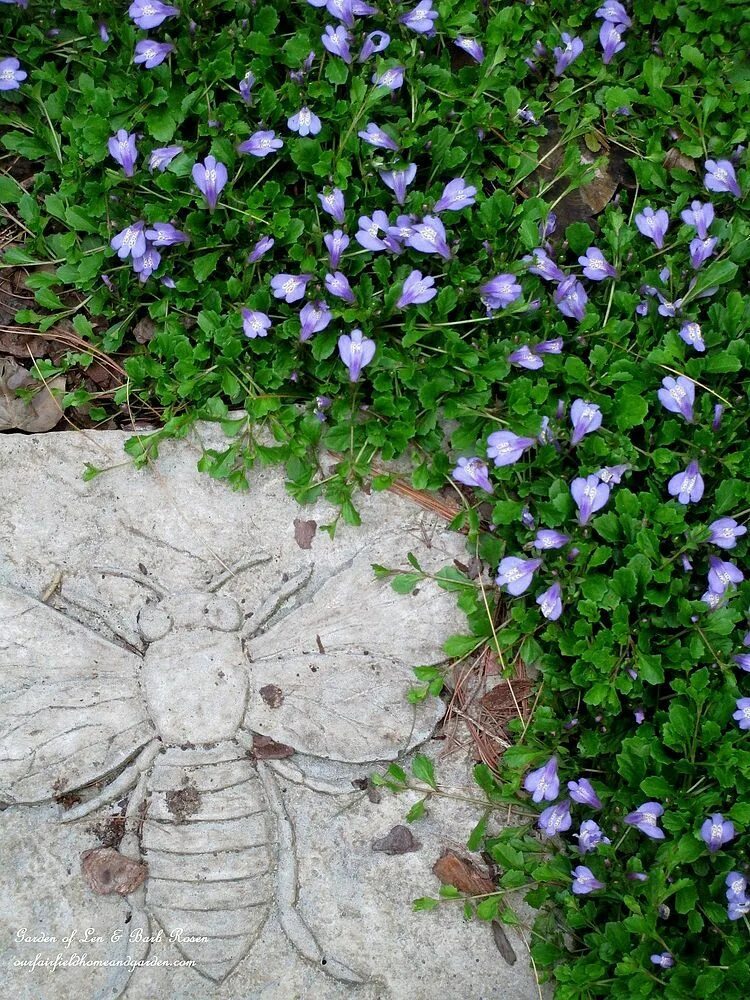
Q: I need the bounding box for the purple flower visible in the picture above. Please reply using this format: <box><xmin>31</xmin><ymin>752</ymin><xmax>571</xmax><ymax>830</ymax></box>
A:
<box><xmin>599</xmin><ymin>21</ymin><xmax>626</xmax><ymax>64</ymax></box>
<box><xmin>434</xmin><ymin>177</ymin><xmax>477</xmax><ymax>213</ymax></box>
<box><xmin>452</xmin><ymin>457</ymin><xmax>493</xmax><ymax>494</ymax></box>
<box><xmin>517</xmin><ymin>107</ymin><xmax>537</xmax><ymax>125</ymax></box>
<box><xmin>533</xmin><ymin>529</ymin><xmax>569</xmax><ymax>550</ymax></box>
<box><xmin>626</xmin><ymin>871</ymin><xmax>648</xmax><ymax>882</ymax></box>
<box><xmin>372</xmin><ymin>66</ymin><xmax>404</xmax><ymax>90</ymax></box>
<box><xmin>270</xmin><ymin>273</ymin><xmax>312</xmax><ymax>304</ymax></box>
<box><xmin>568</xmin><ymin>779</ymin><xmax>603</xmax><ymax>809</ymax></box>
<box><xmin>99</xmin><ymin>22</ymin><xmax>110</xmax><ymax>41</ymax></box>
<box><xmin>486</xmin><ymin>430</ymin><xmax>535</xmax><ymax>467</ymax></box>
<box><xmin>553</xmin><ymin>34</ymin><xmax>584</xmax><ymax>76</ymax></box>
<box><xmin>241</xmin><ymin>309</ymin><xmax>271</xmax><ymax>339</ymax></box>
<box><xmin>237</xmin><ymin>130</ymin><xmax>283</xmax><ymax>158</ymax></box>
<box><xmin>735</xmin><ymin>653</ymin><xmax>750</xmax><ymax>672</ymax></box>
<box><xmin>571</xmin><ymin>865</ymin><xmax>605</xmax><ymax>894</ymax></box>
<box><xmin>192</xmin><ymin>155</ymin><xmax>227</xmax><ymax>212</ymax></box>
<box><xmin>658</xmin><ymin>376</ymin><xmax>694</xmax><ymax>422</ymax></box>
<box><xmin>624</xmin><ymin>801</ymin><xmax>665</xmax><ymax>839</ymax></box>
<box><xmin>596</xmin><ymin>464</ymin><xmax>629</xmax><ymax>484</ymax></box>
<box><xmin>509</xmin><ymin>345</ymin><xmax>543</xmax><ymax>370</ymax></box>
<box><xmin>570</xmin><ymin>399</ymin><xmax>602</xmax><ymax>445</ymax></box>
<box><xmin>388</xmin><ymin>214</ymin><xmax>415</xmax><ymax>245</ymax></box>
<box><xmin>596</xmin><ymin>1</ymin><xmax>631</xmax><ymax>27</ymax></box>
<box><xmin>650</xmin><ymin>953</ymin><xmax>674</xmax><ymax>969</ymax></box>
<box><xmin>538</xmin><ymin>800</ymin><xmax>572</xmax><ymax>838</ymax></box>
<box><xmin>239</xmin><ymin>71</ymin><xmax>255</xmax><ymax>104</ymax></box>
<box><xmin>144</xmin><ymin>222</ymin><xmax>188</xmax><ymax>247</ymax></box>
<box><xmin>575</xmin><ymin>821</ymin><xmax>610</xmax><ymax>854</ymax></box>
<box><xmin>728</xmin><ymin>898</ymin><xmax>750</xmax><ymax>920</ymax></box>
<box><xmin>149</xmin><ymin>145</ymin><xmax>182</xmax><ymax>171</ymax></box>
<box><xmin>288</xmin><ymin>107</ymin><xmax>321</xmax><ymax>137</ymax></box>
<box><xmin>734</xmin><ymin>698</ymin><xmax>750</xmax><ymax>730</ymax></box>
<box><xmin>132</xmin><ymin>247</ymin><xmax>161</xmax><ymax>282</ymax></box>
<box><xmin>667</xmin><ymin>460</ymin><xmax>704</xmax><ymax>505</ymax></box>
<box><xmin>726</xmin><ymin>871</ymin><xmax>748</xmax><ymax>901</ymax></box>
<box><xmin>400</xmin><ymin>0</ymin><xmax>438</xmax><ymax>35</ymax></box>
<box><xmin>713</xmin><ymin>404</ymin><xmax>724</xmax><ymax>430</ymax></box>
<box><xmin>708</xmin><ymin>518</ymin><xmax>747</xmax><ymax>550</ymax></box>
<box><xmin>678</xmin><ymin>321</ymin><xmax>705</xmax><ymax>352</ymax></box>
<box><xmin>358</xmin><ymin>122</ymin><xmax>399</xmax><ymax>151</ymax></box>
<box><xmin>406</xmin><ymin>215</ymin><xmax>451</xmax><ymax>260</ymax></box>
<box><xmin>299</xmin><ymin>301</ymin><xmax>332</xmax><ymax>342</ymax></box>
<box><xmin>247</xmin><ymin>235</ymin><xmax>274</xmax><ymax>263</ymax></box>
<box><xmin>526</xmin><ymin>248</ymin><xmax>565</xmax><ymax>282</ymax></box>
<box><xmin>571</xmin><ymin>475</ymin><xmax>610</xmax><ymax>525</ymax></box>
<box><xmin>338</xmin><ymin>328</ymin><xmax>375</xmax><ymax>382</ymax></box>
<box><xmin>110</xmin><ymin>221</ymin><xmax>146</xmax><ymax>260</ymax></box>
<box><xmin>128</xmin><ymin>0</ymin><xmax>178</xmax><ymax>29</ymax></box>
<box><xmin>397</xmin><ymin>270</ymin><xmax>438</xmax><ymax>308</ymax></box>
<box><xmin>321</xmin><ymin>25</ymin><xmax>352</xmax><ymax>63</ymax></box>
<box><xmin>535</xmin><ymin>337</ymin><xmax>564</xmax><ymax>356</ymax></box>
<box><xmin>480</xmin><ymin>273</ymin><xmax>523</xmax><ymax>310</ymax></box>
<box><xmin>496</xmin><ymin>557</ymin><xmax>542</xmax><ymax>596</ymax></box>
<box><xmin>454</xmin><ymin>37</ymin><xmax>484</xmax><ymax>63</ymax></box>
<box><xmin>704</xmin><ymin>159</ymin><xmax>741</xmax><ymax>197</ymax></box>
<box><xmin>379</xmin><ymin>164</ymin><xmax>417</xmax><ymax>206</ymax></box>
<box><xmin>681</xmin><ymin>200</ymin><xmax>714</xmax><ymax>238</ymax></box>
<box><xmin>708</xmin><ymin>556</ymin><xmax>744</xmax><ymax>594</ymax></box>
<box><xmin>134</xmin><ymin>39</ymin><xmax>173</xmax><ymax>68</ymax></box>
<box><xmin>107</xmin><ymin>129</ymin><xmax>138</xmax><ymax>177</ymax></box>
<box><xmin>358</xmin><ymin>30</ymin><xmax>390</xmax><ymax>62</ymax></box>
<box><xmin>553</xmin><ymin>276</ymin><xmax>588</xmax><ymax>321</ymax></box>
<box><xmin>523</xmin><ymin>757</ymin><xmax>559</xmax><ymax>803</ymax></box>
<box><xmin>325</xmin><ymin>270</ymin><xmax>356</xmax><ymax>303</ymax></box>
<box><xmin>579</xmin><ymin>246</ymin><xmax>617</xmax><ymax>281</ymax></box>
<box><xmin>690</xmin><ymin>236</ymin><xmax>717</xmax><ymax>269</ymax></box>
<box><xmin>537</xmin><ymin>583</ymin><xmax>563</xmax><ymax>621</ymax></box>
<box><xmin>313</xmin><ymin>395</ymin><xmax>331</xmax><ymax>421</ymax></box>
<box><xmin>356</xmin><ymin>211</ymin><xmax>395</xmax><ymax>253</ymax></box>
<box><xmin>701</xmin><ymin>813</ymin><xmax>734</xmax><ymax>853</ymax></box>
<box><xmin>318</xmin><ymin>187</ymin><xmax>345</xmax><ymax>224</ymax></box>
<box><xmin>324</xmin><ymin>230</ymin><xmax>349</xmax><ymax>269</ymax></box>
<box><xmin>635</xmin><ymin>206</ymin><xmax>669</xmax><ymax>248</ymax></box>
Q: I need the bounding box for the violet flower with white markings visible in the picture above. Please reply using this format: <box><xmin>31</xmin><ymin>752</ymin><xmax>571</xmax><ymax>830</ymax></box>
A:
<box><xmin>533</xmin><ymin>529</ymin><xmax>569</xmax><ymax>550</ymax></box>
<box><xmin>108</xmin><ymin>129</ymin><xmax>138</xmax><ymax>177</ymax></box>
<box><xmin>708</xmin><ymin>518</ymin><xmax>747</xmax><ymax>549</ymax></box>
<box><xmin>537</xmin><ymin>583</ymin><xmax>563</xmax><ymax>621</ymax></box>
<box><xmin>690</xmin><ymin>236</ymin><xmax>717</xmax><ymax>269</ymax></box>
<box><xmin>701</xmin><ymin>813</ymin><xmax>734</xmax><ymax>853</ymax></box>
<box><xmin>596</xmin><ymin>1</ymin><xmax>631</xmax><ymax>26</ymax></box>
<box><xmin>599</xmin><ymin>21</ymin><xmax>626</xmax><ymax>63</ymax></box>
<box><xmin>523</xmin><ymin>757</ymin><xmax>559</xmax><ymax>803</ymax></box>
<box><xmin>356</xmin><ymin>211</ymin><xmax>397</xmax><ymax>253</ymax></box>
<box><xmin>434</xmin><ymin>177</ymin><xmax>477</xmax><ymax>212</ymax></box>
<box><xmin>128</xmin><ymin>0</ymin><xmax>178</xmax><ymax>29</ymax></box>
<box><xmin>635</xmin><ymin>206</ymin><xmax>669</xmax><ymax>248</ymax></box>
<box><xmin>372</xmin><ymin>66</ymin><xmax>404</xmax><ymax>90</ymax></box>
<box><xmin>705</xmin><ymin>159</ymin><xmax>741</xmax><ymax>197</ymax></box>
<box><xmin>318</xmin><ymin>187</ymin><xmax>345</xmax><ymax>224</ymax></box>
<box><xmin>134</xmin><ymin>40</ymin><xmax>174</xmax><ymax>68</ymax></box>
<box><xmin>270</xmin><ymin>273</ymin><xmax>312</xmax><ymax>303</ymax></box>
<box><xmin>192</xmin><ymin>155</ymin><xmax>227</xmax><ymax>212</ymax></box>
<box><xmin>734</xmin><ymin>698</ymin><xmax>750</xmax><ymax>730</ymax></box>
<box><xmin>509</xmin><ymin>345</ymin><xmax>543</xmax><ymax>370</ymax></box>
<box><xmin>338</xmin><ymin>328</ymin><xmax>375</xmax><ymax>381</ymax></box>
<box><xmin>679</xmin><ymin>321</ymin><xmax>705</xmax><ymax>352</ymax></box>
<box><xmin>650</xmin><ymin>953</ymin><xmax>674</xmax><ymax>969</ymax></box>
<box><xmin>575</xmin><ymin>820</ymin><xmax>610</xmax><ymax>854</ymax></box>
<box><xmin>667</xmin><ymin>460</ymin><xmax>704</xmax><ymax>504</ymax></box>
<box><xmin>571</xmin><ymin>865</ymin><xmax>605</xmax><ymax>894</ymax></box>
<box><xmin>407</xmin><ymin>215</ymin><xmax>451</xmax><ymax>259</ymax></box>
<box><xmin>538</xmin><ymin>800</ymin><xmax>572</xmax><ymax>838</ymax></box>
<box><xmin>708</xmin><ymin>556</ymin><xmax>743</xmax><ymax>594</ymax></box>
<box><xmin>553</xmin><ymin>276</ymin><xmax>588</xmax><ymax>321</ymax></box>
<box><xmin>570</xmin><ymin>400</ymin><xmax>602</xmax><ymax>445</ymax></box>
<box><xmin>237</xmin><ymin>131</ymin><xmax>283</xmax><ymax>158</ymax></box>
<box><xmin>322</xmin><ymin>25</ymin><xmax>352</xmax><ymax>63</ymax></box>
<box><xmin>486</xmin><ymin>431</ymin><xmax>535</xmax><ymax>467</ymax></box>
<box><xmin>526</xmin><ymin>248</ymin><xmax>565</xmax><ymax>282</ymax></box>
<box><xmin>568</xmin><ymin>778</ymin><xmax>603</xmax><ymax>809</ymax></box>
<box><xmin>358</xmin><ymin>30</ymin><xmax>390</xmax><ymax>62</ymax></box>
<box><xmin>579</xmin><ymin>246</ymin><xmax>617</xmax><ymax>280</ymax></box>
<box><xmin>148</xmin><ymin>146</ymin><xmax>182</xmax><ymax>172</ymax></box>
<box><xmin>247</xmin><ymin>236</ymin><xmax>274</xmax><ymax>263</ymax></box>
<box><xmin>553</xmin><ymin>34</ymin><xmax>584</xmax><ymax>76</ymax></box>
<box><xmin>624</xmin><ymin>801</ymin><xmax>665</xmax><ymax>839</ymax></box>
<box><xmin>288</xmin><ymin>107</ymin><xmax>321</xmax><ymax>137</ymax></box>
<box><xmin>452</xmin><ymin>457</ymin><xmax>493</xmax><ymax>494</ymax></box>
<box><xmin>400</xmin><ymin>0</ymin><xmax>438</xmax><ymax>35</ymax></box>
<box><xmin>132</xmin><ymin>247</ymin><xmax>161</xmax><ymax>282</ymax></box>
<box><xmin>324</xmin><ymin>230</ymin><xmax>349</xmax><ymax>269</ymax></box>
<box><xmin>681</xmin><ymin>200</ymin><xmax>714</xmax><ymax>238</ymax></box>
<box><xmin>658</xmin><ymin>376</ymin><xmax>694</xmax><ymax>422</ymax></box>
<box><xmin>454</xmin><ymin>37</ymin><xmax>484</xmax><ymax>63</ymax></box>
<box><xmin>358</xmin><ymin>122</ymin><xmax>399</xmax><ymax>151</ymax></box>
<box><xmin>239</xmin><ymin>71</ymin><xmax>255</xmax><ymax>104</ymax></box>
<box><xmin>496</xmin><ymin>557</ymin><xmax>542</xmax><ymax>596</ymax></box>
<box><xmin>299</xmin><ymin>301</ymin><xmax>332</xmax><ymax>342</ymax></box>
<box><xmin>144</xmin><ymin>223</ymin><xmax>188</xmax><ymax>247</ymax></box>
<box><xmin>111</xmin><ymin>221</ymin><xmax>146</xmax><ymax>260</ymax></box>
<box><xmin>480</xmin><ymin>273</ymin><xmax>522</xmax><ymax>310</ymax></box>
<box><xmin>596</xmin><ymin>464</ymin><xmax>629</xmax><ymax>484</ymax></box>
<box><xmin>397</xmin><ymin>270</ymin><xmax>438</xmax><ymax>308</ymax></box>
<box><xmin>241</xmin><ymin>309</ymin><xmax>271</xmax><ymax>339</ymax></box>
<box><xmin>571</xmin><ymin>475</ymin><xmax>610</xmax><ymax>525</ymax></box>
<box><xmin>325</xmin><ymin>271</ymin><xmax>356</xmax><ymax>303</ymax></box>
<box><xmin>379</xmin><ymin>164</ymin><xmax>417</xmax><ymax>206</ymax></box>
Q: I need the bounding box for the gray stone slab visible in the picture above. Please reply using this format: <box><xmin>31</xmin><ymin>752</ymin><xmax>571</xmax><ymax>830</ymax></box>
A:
<box><xmin>0</xmin><ymin>429</ymin><xmax>540</xmax><ymax>999</ymax></box>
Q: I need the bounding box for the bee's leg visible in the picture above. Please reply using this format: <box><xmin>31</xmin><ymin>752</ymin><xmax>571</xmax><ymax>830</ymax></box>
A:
<box><xmin>242</xmin><ymin>564</ymin><xmax>314</xmax><ymax>640</ymax></box>
<box><xmin>264</xmin><ymin>756</ymin><xmax>365</xmax><ymax>797</ymax></box>
<box><xmin>94</xmin><ymin>767</ymin><xmax>153</xmax><ymax>1000</ymax></box>
<box><xmin>256</xmin><ymin>761</ymin><xmax>367</xmax><ymax>985</ymax></box>
<box><xmin>58</xmin><ymin>588</ymin><xmax>144</xmax><ymax>652</ymax></box>
<box><xmin>61</xmin><ymin>740</ymin><xmax>161</xmax><ymax>822</ymax></box>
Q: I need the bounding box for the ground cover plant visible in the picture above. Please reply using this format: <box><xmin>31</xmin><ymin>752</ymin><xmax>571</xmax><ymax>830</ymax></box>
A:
<box><xmin>2</xmin><ymin>0</ymin><xmax>750</xmax><ymax>996</ymax></box>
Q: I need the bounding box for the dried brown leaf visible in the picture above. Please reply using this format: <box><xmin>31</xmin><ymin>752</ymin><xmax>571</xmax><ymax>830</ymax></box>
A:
<box><xmin>251</xmin><ymin>734</ymin><xmax>295</xmax><ymax>759</ymax></box>
<box><xmin>491</xmin><ymin>921</ymin><xmax>518</xmax><ymax>965</ymax></box>
<box><xmin>432</xmin><ymin>850</ymin><xmax>495</xmax><ymax>896</ymax></box>
<box><xmin>81</xmin><ymin>847</ymin><xmax>147</xmax><ymax>896</ymax></box>
<box><xmin>664</xmin><ymin>147</ymin><xmax>697</xmax><ymax>173</ymax></box>
<box><xmin>0</xmin><ymin>358</ymin><xmax>65</xmax><ymax>432</ymax></box>
<box><xmin>293</xmin><ymin>518</ymin><xmax>317</xmax><ymax>549</ymax></box>
<box><xmin>372</xmin><ymin>825</ymin><xmax>421</xmax><ymax>855</ymax></box>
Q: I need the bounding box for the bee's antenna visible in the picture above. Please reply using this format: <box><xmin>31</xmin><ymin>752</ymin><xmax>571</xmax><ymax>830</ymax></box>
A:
<box><xmin>93</xmin><ymin>565</ymin><xmax>169</xmax><ymax>599</ymax></box>
<box><xmin>208</xmin><ymin>553</ymin><xmax>273</xmax><ymax>592</ymax></box>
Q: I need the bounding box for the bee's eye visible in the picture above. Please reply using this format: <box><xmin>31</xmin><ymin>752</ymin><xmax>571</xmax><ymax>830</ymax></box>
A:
<box><xmin>137</xmin><ymin>604</ymin><xmax>173</xmax><ymax>642</ymax></box>
<box><xmin>204</xmin><ymin>596</ymin><xmax>243</xmax><ymax>632</ymax></box>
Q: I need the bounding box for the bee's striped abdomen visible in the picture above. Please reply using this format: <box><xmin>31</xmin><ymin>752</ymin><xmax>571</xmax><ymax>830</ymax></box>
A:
<box><xmin>142</xmin><ymin>743</ymin><xmax>273</xmax><ymax>983</ymax></box>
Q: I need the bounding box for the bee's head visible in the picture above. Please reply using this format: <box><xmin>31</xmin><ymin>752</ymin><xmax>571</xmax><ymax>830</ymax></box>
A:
<box><xmin>136</xmin><ymin>592</ymin><xmax>243</xmax><ymax>641</ymax></box>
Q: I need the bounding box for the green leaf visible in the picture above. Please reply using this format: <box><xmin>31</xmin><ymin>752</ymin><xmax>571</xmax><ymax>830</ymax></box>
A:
<box><xmin>411</xmin><ymin>754</ymin><xmax>437</xmax><ymax>789</ymax></box>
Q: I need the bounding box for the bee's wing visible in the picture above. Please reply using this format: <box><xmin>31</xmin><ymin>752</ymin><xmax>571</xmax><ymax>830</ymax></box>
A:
<box><xmin>244</xmin><ymin>560</ymin><xmax>451</xmax><ymax>763</ymax></box>
<box><xmin>0</xmin><ymin>585</ymin><xmax>156</xmax><ymax>804</ymax></box>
